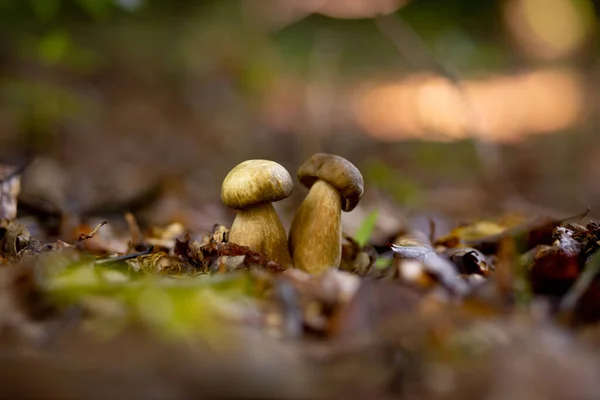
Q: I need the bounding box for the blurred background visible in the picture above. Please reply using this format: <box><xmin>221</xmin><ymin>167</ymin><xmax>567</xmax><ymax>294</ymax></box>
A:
<box><xmin>1</xmin><ymin>0</ymin><xmax>599</xmax><ymax>243</ymax></box>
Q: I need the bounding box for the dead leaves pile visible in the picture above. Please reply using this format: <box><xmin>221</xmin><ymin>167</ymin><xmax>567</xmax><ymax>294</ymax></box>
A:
<box><xmin>3</xmin><ymin>205</ymin><xmax>600</xmax><ymax>399</ymax></box>
<box><xmin>2</xmin><ymin>211</ymin><xmax>600</xmax><ymax>337</ymax></box>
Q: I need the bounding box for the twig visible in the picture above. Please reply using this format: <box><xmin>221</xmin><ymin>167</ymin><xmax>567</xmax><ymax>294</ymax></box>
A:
<box><xmin>124</xmin><ymin>212</ymin><xmax>143</xmax><ymax>246</ymax></box>
<box><xmin>95</xmin><ymin>244</ymin><xmax>154</xmax><ymax>265</ymax></box>
<box><xmin>373</xmin><ymin>14</ymin><xmax>517</xmax><ymax>204</ymax></box>
<box><xmin>77</xmin><ymin>220</ymin><xmax>107</xmax><ymax>241</ymax></box>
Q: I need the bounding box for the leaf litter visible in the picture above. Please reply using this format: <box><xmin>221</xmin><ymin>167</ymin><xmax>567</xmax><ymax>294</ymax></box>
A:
<box><xmin>2</xmin><ymin>188</ymin><xmax>600</xmax><ymax>399</ymax></box>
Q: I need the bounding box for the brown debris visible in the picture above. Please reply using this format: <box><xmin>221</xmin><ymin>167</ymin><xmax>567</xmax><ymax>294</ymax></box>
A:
<box><xmin>339</xmin><ymin>234</ymin><xmax>377</xmax><ymax>275</ymax></box>
<box><xmin>530</xmin><ymin>245</ymin><xmax>580</xmax><ymax>297</ymax></box>
<box><xmin>77</xmin><ymin>221</ymin><xmax>108</xmax><ymax>242</ymax></box>
<box><xmin>174</xmin><ymin>231</ymin><xmax>286</xmax><ymax>275</ymax></box>
<box><xmin>216</xmin><ymin>242</ymin><xmax>286</xmax><ymax>273</ymax></box>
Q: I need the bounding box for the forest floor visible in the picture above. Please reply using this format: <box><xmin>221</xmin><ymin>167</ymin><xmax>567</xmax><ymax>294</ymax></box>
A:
<box><xmin>2</xmin><ymin>156</ymin><xmax>600</xmax><ymax>400</ymax></box>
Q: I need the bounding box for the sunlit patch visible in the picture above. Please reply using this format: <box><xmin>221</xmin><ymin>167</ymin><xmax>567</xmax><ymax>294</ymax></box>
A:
<box><xmin>504</xmin><ymin>0</ymin><xmax>594</xmax><ymax>60</ymax></box>
<box><xmin>353</xmin><ymin>68</ymin><xmax>584</xmax><ymax>143</ymax></box>
<box><xmin>242</xmin><ymin>0</ymin><xmax>410</xmax><ymax>29</ymax></box>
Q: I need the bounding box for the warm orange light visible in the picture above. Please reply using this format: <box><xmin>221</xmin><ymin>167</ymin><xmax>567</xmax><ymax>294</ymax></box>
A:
<box><xmin>314</xmin><ymin>0</ymin><xmax>409</xmax><ymax>19</ymax></box>
<box><xmin>353</xmin><ymin>68</ymin><xmax>584</xmax><ymax>143</ymax></box>
<box><xmin>243</xmin><ymin>0</ymin><xmax>410</xmax><ymax>30</ymax></box>
<box><xmin>504</xmin><ymin>0</ymin><xmax>594</xmax><ymax>60</ymax></box>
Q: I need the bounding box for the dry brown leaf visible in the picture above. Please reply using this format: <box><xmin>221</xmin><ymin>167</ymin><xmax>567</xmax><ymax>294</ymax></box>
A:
<box><xmin>339</xmin><ymin>234</ymin><xmax>377</xmax><ymax>275</ymax></box>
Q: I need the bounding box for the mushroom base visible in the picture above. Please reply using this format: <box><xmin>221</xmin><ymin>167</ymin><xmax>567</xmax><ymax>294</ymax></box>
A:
<box><xmin>289</xmin><ymin>180</ymin><xmax>342</xmax><ymax>275</ymax></box>
<box><xmin>228</xmin><ymin>203</ymin><xmax>292</xmax><ymax>268</ymax></box>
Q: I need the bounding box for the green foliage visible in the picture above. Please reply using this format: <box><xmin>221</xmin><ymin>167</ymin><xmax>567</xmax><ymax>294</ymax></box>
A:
<box><xmin>42</xmin><ymin>252</ymin><xmax>260</xmax><ymax>341</ymax></box>
<box><xmin>353</xmin><ymin>209</ymin><xmax>379</xmax><ymax>247</ymax></box>
<box><xmin>38</xmin><ymin>30</ymin><xmax>71</xmax><ymax>65</ymax></box>
<box><xmin>374</xmin><ymin>257</ymin><xmax>392</xmax><ymax>269</ymax></box>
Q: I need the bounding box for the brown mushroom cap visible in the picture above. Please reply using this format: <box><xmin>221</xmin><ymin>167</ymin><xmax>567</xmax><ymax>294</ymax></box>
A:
<box><xmin>297</xmin><ymin>153</ymin><xmax>364</xmax><ymax>212</ymax></box>
<box><xmin>222</xmin><ymin>160</ymin><xmax>293</xmax><ymax>210</ymax></box>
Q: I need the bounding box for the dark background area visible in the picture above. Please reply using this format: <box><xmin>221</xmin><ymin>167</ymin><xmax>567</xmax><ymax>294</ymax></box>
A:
<box><xmin>1</xmin><ymin>0</ymin><xmax>599</xmax><ymax>241</ymax></box>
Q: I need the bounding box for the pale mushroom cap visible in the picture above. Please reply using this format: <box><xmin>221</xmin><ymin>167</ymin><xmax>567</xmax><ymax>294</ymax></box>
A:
<box><xmin>297</xmin><ymin>153</ymin><xmax>364</xmax><ymax>212</ymax></box>
<box><xmin>222</xmin><ymin>160</ymin><xmax>293</xmax><ymax>210</ymax></box>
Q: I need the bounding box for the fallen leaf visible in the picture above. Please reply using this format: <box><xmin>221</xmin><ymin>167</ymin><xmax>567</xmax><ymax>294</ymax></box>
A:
<box><xmin>436</xmin><ymin>215</ymin><xmax>560</xmax><ymax>255</ymax></box>
<box><xmin>387</xmin><ymin>241</ymin><xmax>470</xmax><ymax>297</ymax></box>
<box><xmin>339</xmin><ymin>234</ymin><xmax>377</xmax><ymax>275</ymax></box>
<box><xmin>445</xmin><ymin>248</ymin><xmax>493</xmax><ymax>276</ymax></box>
<box><xmin>216</xmin><ymin>242</ymin><xmax>285</xmax><ymax>273</ymax></box>
<box><xmin>174</xmin><ymin>234</ymin><xmax>208</xmax><ymax>270</ymax></box>
<box><xmin>530</xmin><ymin>245</ymin><xmax>580</xmax><ymax>297</ymax></box>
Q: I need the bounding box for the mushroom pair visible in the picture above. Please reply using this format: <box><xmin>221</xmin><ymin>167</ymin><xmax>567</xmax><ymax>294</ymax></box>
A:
<box><xmin>221</xmin><ymin>154</ymin><xmax>364</xmax><ymax>274</ymax></box>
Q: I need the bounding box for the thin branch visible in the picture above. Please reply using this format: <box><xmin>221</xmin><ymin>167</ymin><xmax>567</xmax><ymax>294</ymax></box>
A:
<box><xmin>302</xmin><ymin>28</ymin><xmax>343</xmax><ymax>156</ymax></box>
<box><xmin>373</xmin><ymin>13</ymin><xmax>516</xmax><ymax>204</ymax></box>
<box><xmin>95</xmin><ymin>244</ymin><xmax>154</xmax><ymax>265</ymax></box>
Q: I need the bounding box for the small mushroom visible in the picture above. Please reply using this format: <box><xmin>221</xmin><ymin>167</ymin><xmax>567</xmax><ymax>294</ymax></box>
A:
<box><xmin>221</xmin><ymin>160</ymin><xmax>293</xmax><ymax>267</ymax></box>
<box><xmin>289</xmin><ymin>153</ymin><xmax>364</xmax><ymax>274</ymax></box>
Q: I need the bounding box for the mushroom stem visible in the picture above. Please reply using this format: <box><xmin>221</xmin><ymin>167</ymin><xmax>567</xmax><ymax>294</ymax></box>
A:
<box><xmin>229</xmin><ymin>203</ymin><xmax>292</xmax><ymax>267</ymax></box>
<box><xmin>289</xmin><ymin>180</ymin><xmax>342</xmax><ymax>274</ymax></box>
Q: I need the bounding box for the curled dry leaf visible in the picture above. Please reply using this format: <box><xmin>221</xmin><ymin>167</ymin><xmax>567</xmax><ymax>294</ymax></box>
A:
<box><xmin>445</xmin><ymin>248</ymin><xmax>494</xmax><ymax>276</ymax></box>
<box><xmin>339</xmin><ymin>234</ymin><xmax>377</xmax><ymax>275</ymax></box>
<box><xmin>174</xmin><ymin>234</ymin><xmax>285</xmax><ymax>275</ymax></box>
<box><xmin>530</xmin><ymin>245</ymin><xmax>580</xmax><ymax>297</ymax></box>
<box><xmin>386</xmin><ymin>238</ymin><xmax>469</xmax><ymax>297</ymax></box>
<box><xmin>527</xmin><ymin>223</ymin><xmax>600</xmax><ymax>299</ymax></box>
<box><xmin>126</xmin><ymin>252</ymin><xmax>193</xmax><ymax>276</ymax></box>
<box><xmin>436</xmin><ymin>215</ymin><xmax>560</xmax><ymax>255</ymax></box>
<box><xmin>174</xmin><ymin>234</ymin><xmax>207</xmax><ymax>269</ymax></box>
<box><xmin>216</xmin><ymin>242</ymin><xmax>286</xmax><ymax>273</ymax></box>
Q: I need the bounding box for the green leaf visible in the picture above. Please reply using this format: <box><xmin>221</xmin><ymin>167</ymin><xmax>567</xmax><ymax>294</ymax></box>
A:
<box><xmin>38</xmin><ymin>30</ymin><xmax>70</xmax><ymax>65</ymax></box>
<box><xmin>374</xmin><ymin>257</ymin><xmax>392</xmax><ymax>269</ymax></box>
<box><xmin>354</xmin><ymin>209</ymin><xmax>379</xmax><ymax>247</ymax></box>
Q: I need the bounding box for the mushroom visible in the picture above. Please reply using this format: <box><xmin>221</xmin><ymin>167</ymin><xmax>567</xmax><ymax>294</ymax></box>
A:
<box><xmin>289</xmin><ymin>153</ymin><xmax>364</xmax><ymax>274</ymax></box>
<box><xmin>221</xmin><ymin>160</ymin><xmax>293</xmax><ymax>267</ymax></box>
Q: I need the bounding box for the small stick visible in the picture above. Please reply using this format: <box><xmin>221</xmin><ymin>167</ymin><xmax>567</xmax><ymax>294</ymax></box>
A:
<box><xmin>77</xmin><ymin>221</ymin><xmax>107</xmax><ymax>241</ymax></box>
<box><xmin>95</xmin><ymin>244</ymin><xmax>154</xmax><ymax>265</ymax></box>
<box><xmin>374</xmin><ymin>14</ymin><xmax>517</xmax><ymax>204</ymax></box>
<box><xmin>124</xmin><ymin>212</ymin><xmax>143</xmax><ymax>246</ymax></box>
